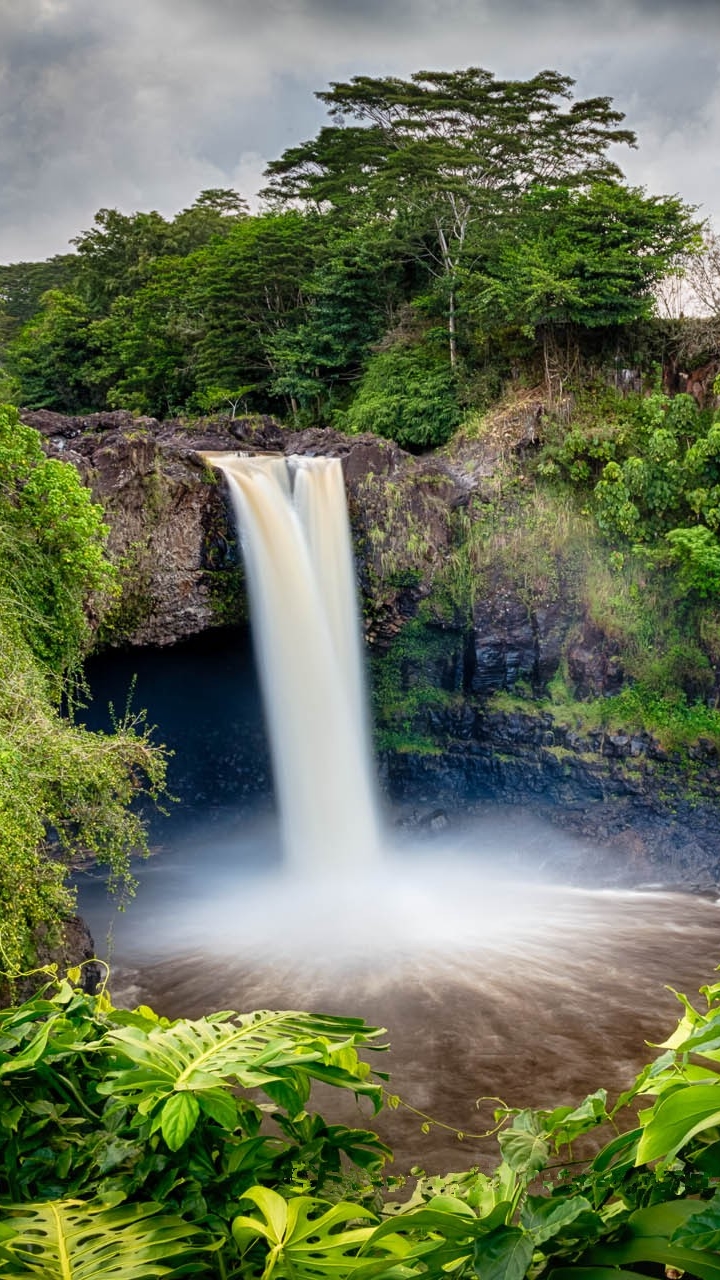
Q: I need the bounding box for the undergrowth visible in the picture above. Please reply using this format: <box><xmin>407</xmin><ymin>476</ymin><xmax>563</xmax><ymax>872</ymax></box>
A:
<box><xmin>0</xmin><ymin>968</ymin><xmax>718</xmax><ymax>1278</ymax></box>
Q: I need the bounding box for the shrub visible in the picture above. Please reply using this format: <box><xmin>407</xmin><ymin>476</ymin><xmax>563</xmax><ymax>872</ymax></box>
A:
<box><xmin>0</xmin><ymin>405</ymin><xmax>168</xmax><ymax>968</ymax></box>
<box><xmin>344</xmin><ymin>342</ymin><xmax>460</xmax><ymax>449</ymax></box>
<box><xmin>0</xmin><ymin>975</ymin><xmax>718</xmax><ymax>1278</ymax></box>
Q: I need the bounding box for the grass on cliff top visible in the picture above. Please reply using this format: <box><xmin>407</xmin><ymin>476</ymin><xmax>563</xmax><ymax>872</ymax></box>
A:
<box><xmin>491</xmin><ymin>675</ymin><xmax>720</xmax><ymax>756</ymax></box>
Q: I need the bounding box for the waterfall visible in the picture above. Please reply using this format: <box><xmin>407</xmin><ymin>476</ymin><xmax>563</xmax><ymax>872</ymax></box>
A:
<box><xmin>203</xmin><ymin>452</ymin><xmax>381</xmax><ymax>872</ymax></box>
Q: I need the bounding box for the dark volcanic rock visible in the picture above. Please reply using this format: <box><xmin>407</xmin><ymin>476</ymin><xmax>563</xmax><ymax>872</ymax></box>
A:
<box><xmin>5</xmin><ymin>916</ymin><xmax>102</xmax><ymax>1005</ymax></box>
<box><xmin>470</xmin><ymin>595</ymin><xmax>536</xmax><ymax>693</ymax></box>
<box><xmin>21</xmin><ymin>409</ymin><xmax>720</xmax><ymax>885</ymax></box>
<box><xmin>382</xmin><ymin>706</ymin><xmax>720</xmax><ymax>890</ymax></box>
<box><xmin>26</xmin><ymin>412</ymin><xmax>463</xmax><ymax>648</ymax></box>
<box><xmin>568</xmin><ymin>624</ymin><xmax>624</xmax><ymax>698</ymax></box>
<box><xmin>468</xmin><ymin>592</ymin><xmax>574</xmax><ymax>695</ymax></box>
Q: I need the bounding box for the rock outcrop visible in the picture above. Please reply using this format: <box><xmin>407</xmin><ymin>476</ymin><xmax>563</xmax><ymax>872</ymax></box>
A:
<box><xmin>22</xmin><ymin>408</ymin><xmax>720</xmax><ymax>885</ymax></box>
<box><xmin>25</xmin><ymin>409</ymin><xmax>465</xmax><ymax>647</ymax></box>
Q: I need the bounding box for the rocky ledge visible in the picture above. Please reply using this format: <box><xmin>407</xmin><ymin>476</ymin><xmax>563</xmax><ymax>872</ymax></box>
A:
<box><xmin>22</xmin><ymin>408</ymin><xmax>720</xmax><ymax>885</ymax></box>
<box><xmin>383</xmin><ymin>709</ymin><xmax>720</xmax><ymax>892</ymax></box>
<box><xmin>24</xmin><ymin>408</ymin><xmax>464</xmax><ymax>647</ymax></box>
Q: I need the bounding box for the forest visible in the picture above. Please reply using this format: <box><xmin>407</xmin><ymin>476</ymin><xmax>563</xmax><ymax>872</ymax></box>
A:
<box><xmin>0</xmin><ymin>65</ymin><xmax>720</xmax><ymax>1278</ymax></box>
<box><xmin>0</xmin><ymin>67</ymin><xmax>704</xmax><ymax>438</ymax></box>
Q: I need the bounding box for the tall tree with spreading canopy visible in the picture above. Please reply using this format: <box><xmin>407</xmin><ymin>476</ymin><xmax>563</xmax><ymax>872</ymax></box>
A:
<box><xmin>263</xmin><ymin>67</ymin><xmax>638</xmax><ymax>367</ymax></box>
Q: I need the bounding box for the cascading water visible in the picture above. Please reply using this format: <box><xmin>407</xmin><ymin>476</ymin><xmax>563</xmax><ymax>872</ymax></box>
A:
<box><xmin>203</xmin><ymin>452</ymin><xmax>381</xmax><ymax>872</ymax></box>
<box><xmin>77</xmin><ymin>452</ymin><xmax>720</xmax><ymax>1174</ymax></box>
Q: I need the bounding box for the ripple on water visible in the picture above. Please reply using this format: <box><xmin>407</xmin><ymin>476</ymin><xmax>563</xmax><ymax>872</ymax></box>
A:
<box><xmin>81</xmin><ymin>835</ymin><xmax>720</xmax><ymax>1175</ymax></box>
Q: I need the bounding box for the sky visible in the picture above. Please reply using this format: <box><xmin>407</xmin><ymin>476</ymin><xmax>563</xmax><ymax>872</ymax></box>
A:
<box><xmin>1</xmin><ymin>0</ymin><xmax>719</xmax><ymax>263</ymax></box>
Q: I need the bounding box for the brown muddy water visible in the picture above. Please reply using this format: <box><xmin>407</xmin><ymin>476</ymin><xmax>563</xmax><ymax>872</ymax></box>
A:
<box><xmin>79</xmin><ymin>809</ymin><xmax>720</xmax><ymax>1176</ymax></box>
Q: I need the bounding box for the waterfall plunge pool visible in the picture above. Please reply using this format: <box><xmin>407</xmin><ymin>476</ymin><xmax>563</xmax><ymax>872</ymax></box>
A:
<box><xmin>77</xmin><ymin>627</ymin><xmax>720</xmax><ymax>1174</ymax></box>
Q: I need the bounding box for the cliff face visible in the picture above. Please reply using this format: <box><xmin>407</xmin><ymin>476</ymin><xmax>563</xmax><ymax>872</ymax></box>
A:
<box><xmin>23</xmin><ymin>408</ymin><xmax>720</xmax><ymax>886</ymax></box>
<box><xmin>25</xmin><ymin>409</ymin><xmax>467</xmax><ymax>648</ymax></box>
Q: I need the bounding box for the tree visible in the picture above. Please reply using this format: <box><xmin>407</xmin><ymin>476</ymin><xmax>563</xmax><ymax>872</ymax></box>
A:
<box><xmin>189</xmin><ymin>211</ymin><xmax>324</xmax><ymax>411</ymax></box>
<box><xmin>192</xmin><ymin>384</ymin><xmax>256</xmax><ymax>418</ymax></box>
<box><xmin>0</xmin><ymin>254</ymin><xmax>78</xmax><ymax>342</ymax></box>
<box><xmin>344</xmin><ymin>336</ymin><xmax>461</xmax><ymax>449</ymax></box>
<box><xmin>263</xmin><ymin>67</ymin><xmax>637</xmax><ymax>366</ymax></box>
<box><xmin>472</xmin><ymin>182</ymin><xmax>699</xmax><ymax>391</ymax></box>
<box><xmin>267</xmin><ymin>220</ymin><xmax>410</xmax><ymax>418</ymax></box>
<box><xmin>5</xmin><ymin>289</ymin><xmax>103</xmax><ymax>412</ymax></box>
<box><xmin>72</xmin><ymin>208</ymin><xmax>174</xmax><ymax>313</ymax></box>
<box><xmin>91</xmin><ymin>253</ymin><xmax>204</xmax><ymax>416</ymax></box>
<box><xmin>72</xmin><ymin>191</ymin><xmax>248</xmax><ymax>315</ymax></box>
<box><xmin>168</xmin><ymin>188</ymin><xmax>250</xmax><ymax>257</ymax></box>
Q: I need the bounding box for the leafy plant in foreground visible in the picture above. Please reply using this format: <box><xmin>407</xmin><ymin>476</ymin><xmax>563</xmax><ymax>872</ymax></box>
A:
<box><xmin>0</xmin><ymin>973</ymin><xmax>718</xmax><ymax>1277</ymax></box>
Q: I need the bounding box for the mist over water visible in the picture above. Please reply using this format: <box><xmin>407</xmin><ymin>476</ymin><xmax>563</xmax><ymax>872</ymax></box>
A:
<box><xmin>78</xmin><ymin>806</ymin><xmax>720</xmax><ymax>1171</ymax></box>
<box><xmin>77</xmin><ymin>457</ymin><xmax>720</xmax><ymax>1172</ymax></box>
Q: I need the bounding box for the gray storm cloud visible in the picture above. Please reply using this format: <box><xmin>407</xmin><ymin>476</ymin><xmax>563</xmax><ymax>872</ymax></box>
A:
<box><xmin>0</xmin><ymin>0</ymin><xmax>718</xmax><ymax>261</ymax></box>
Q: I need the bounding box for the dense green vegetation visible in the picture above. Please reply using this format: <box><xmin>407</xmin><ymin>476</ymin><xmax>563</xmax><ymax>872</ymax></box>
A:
<box><xmin>0</xmin><ymin>405</ymin><xmax>167</xmax><ymax>973</ymax></box>
<box><xmin>0</xmin><ymin>67</ymin><xmax>699</xmax><ymax>441</ymax></box>
<box><xmin>0</xmin><ymin>971</ymin><xmax>718</xmax><ymax>1277</ymax></box>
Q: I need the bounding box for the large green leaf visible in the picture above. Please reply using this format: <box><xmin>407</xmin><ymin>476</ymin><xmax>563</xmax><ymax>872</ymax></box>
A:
<box><xmin>591</xmin><ymin>1127</ymin><xmax>641</xmax><ymax>1174</ymax></box>
<box><xmin>159</xmin><ymin>1093</ymin><xmax>200</xmax><ymax>1151</ymax></box>
<box><xmin>582</xmin><ymin>1200</ymin><xmax>720</xmax><ymax>1280</ymax></box>
<box><xmin>671</xmin><ymin>1189</ymin><xmax>720</xmax><ymax>1251</ymax></box>
<box><xmin>498</xmin><ymin>1125</ymin><xmax>550</xmax><ymax>1178</ymax></box>
<box><xmin>365</xmin><ymin>1194</ymin><xmax>505</xmax><ymax>1276</ymax></box>
<box><xmin>636</xmin><ymin>1083</ymin><xmax>720</xmax><ymax>1163</ymax></box>
<box><xmin>546</xmin><ymin>1269</ymin><xmax>650</xmax><ymax>1278</ymax></box>
<box><xmin>0</xmin><ymin>1018</ymin><xmax>59</xmax><ymax>1078</ymax></box>
<box><xmin>96</xmin><ymin>1009</ymin><xmax>385</xmax><ymax>1146</ymax></box>
<box><xmin>473</xmin><ymin>1225</ymin><xmax>533</xmax><ymax>1280</ymax></box>
<box><xmin>520</xmin><ymin>1195</ymin><xmax>599</xmax><ymax>1246</ymax></box>
<box><xmin>232</xmin><ymin>1186</ymin><xmax>382</xmax><ymax>1279</ymax></box>
<box><xmin>0</xmin><ymin>1198</ymin><xmax>206</xmax><ymax>1278</ymax></box>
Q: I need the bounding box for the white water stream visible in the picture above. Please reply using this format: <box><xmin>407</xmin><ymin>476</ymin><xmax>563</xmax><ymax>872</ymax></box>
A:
<box><xmin>203</xmin><ymin>452</ymin><xmax>381</xmax><ymax>871</ymax></box>
<box><xmin>78</xmin><ymin>452</ymin><xmax>720</xmax><ymax>1172</ymax></box>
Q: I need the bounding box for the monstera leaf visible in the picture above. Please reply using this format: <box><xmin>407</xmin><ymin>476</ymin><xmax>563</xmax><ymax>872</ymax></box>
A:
<box><xmin>0</xmin><ymin>1198</ymin><xmax>207</xmax><ymax>1278</ymax></box>
<box><xmin>231</xmin><ymin>1185</ymin><xmax>386</xmax><ymax>1280</ymax></box>
<box><xmin>97</xmin><ymin>1009</ymin><xmax>385</xmax><ymax>1149</ymax></box>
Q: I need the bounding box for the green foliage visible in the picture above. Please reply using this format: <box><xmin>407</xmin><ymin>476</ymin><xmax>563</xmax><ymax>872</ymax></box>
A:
<box><xmin>190</xmin><ymin>385</ymin><xmax>256</xmax><ymax>418</ymax></box>
<box><xmin>540</xmin><ymin>389</ymin><xmax>720</xmax><ymax>600</ymax></box>
<box><xmin>474</xmin><ymin>183</ymin><xmax>698</xmax><ymax>336</ymax></box>
<box><xmin>71</xmin><ymin>193</ymin><xmax>247</xmax><ymax>315</ymax></box>
<box><xmin>665</xmin><ymin>525</ymin><xmax>720</xmax><ymax>597</ymax></box>
<box><xmin>372</xmin><ymin>616</ymin><xmax>461</xmax><ymax>754</ymax></box>
<box><xmin>2</xmin><ymin>975</ymin><xmax>718</xmax><ymax>1278</ymax></box>
<box><xmin>0</xmin><ymin>406</ymin><xmax>116</xmax><ymax>676</ymax></box>
<box><xmin>0</xmin><ymin>406</ymin><xmax>168</xmax><ymax>970</ymax></box>
<box><xmin>0</xmin><ymin>981</ymin><xmax>389</xmax><ymax>1275</ymax></box>
<box><xmin>4</xmin><ymin>290</ymin><xmax>104</xmax><ymax>413</ymax></box>
<box><xmin>1</xmin><ymin>66</ymin><xmax>697</xmax><ymax>420</ymax></box>
<box><xmin>0</xmin><ymin>1199</ymin><xmax>210</xmax><ymax>1278</ymax></box>
<box><xmin>345</xmin><ymin>341</ymin><xmax>460</xmax><ymax>449</ymax></box>
<box><xmin>91</xmin><ymin>254</ymin><xmax>204</xmax><ymax>417</ymax></box>
<box><xmin>264</xmin><ymin>67</ymin><xmax>640</xmax><ymax>365</ymax></box>
<box><xmin>0</xmin><ymin>254</ymin><xmax>79</xmax><ymax>341</ymax></box>
<box><xmin>231</xmin><ymin>1185</ymin><xmax>380</xmax><ymax>1278</ymax></box>
<box><xmin>267</xmin><ymin>221</ymin><xmax>406</xmax><ymax>418</ymax></box>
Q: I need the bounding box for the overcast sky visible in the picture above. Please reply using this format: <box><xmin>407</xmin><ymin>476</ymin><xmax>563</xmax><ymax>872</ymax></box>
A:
<box><xmin>1</xmin><ymin>0</ymin><xmax>719</xmax><ymax>263</ymax></box>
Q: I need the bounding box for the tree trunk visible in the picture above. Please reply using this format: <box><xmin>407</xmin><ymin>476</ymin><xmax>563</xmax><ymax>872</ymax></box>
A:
<box><xmin>542</xmin><ymin>328</ymin><xmax>555</xmax><ymax>404</ymax></box>
<box><xmin>448</xmin><ymin>287</ymin><xmax>457</xmax><ymax>369</ymax></box>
